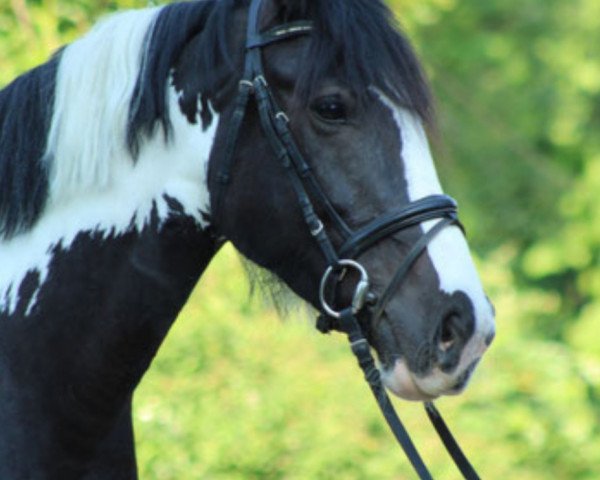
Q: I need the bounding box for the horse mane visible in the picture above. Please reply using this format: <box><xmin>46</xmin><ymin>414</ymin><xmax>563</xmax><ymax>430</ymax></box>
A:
<box><xmin>0</xmin><ymin>2</ymin><xmax>218</xmax><ymax>241</ymax></box>
<box><xmin>0</xmin><ymin>57</ymin><xmax>59</xmax><ymax>240</ymax></box>
<box><xmin>241</xmin><ymin>256</ymin><xmax>303</xmax><ymax>317</ymax></box>
<box><xmin>130</xmin><ymin>0</ymin><xmax>434</xmax><ymax>153</ymax></box>
<box><xmin>0</xmin><ymin>0</ymin><xmax>432</xmax><ymax>241</ymax></box>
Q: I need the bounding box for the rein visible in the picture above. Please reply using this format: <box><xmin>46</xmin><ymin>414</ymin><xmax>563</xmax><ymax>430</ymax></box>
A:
<box><xmin>214</xmin><ymin>1</ymin><xmax>481</xmax><ymax>478</ymax></box>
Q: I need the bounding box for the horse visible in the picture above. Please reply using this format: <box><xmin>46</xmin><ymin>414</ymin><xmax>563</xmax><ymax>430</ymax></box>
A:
<box><xmin>0</xmin><ymin>0</ymin><xmax>496</xmax><ymax>478</ymax></box>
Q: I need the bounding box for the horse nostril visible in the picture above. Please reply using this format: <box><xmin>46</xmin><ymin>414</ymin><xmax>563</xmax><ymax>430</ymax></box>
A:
<box><xmin>435</xmin><ymin>295</ymin><xmax>476</xmax><ymax>372</ymax></box>
<box><xmin>435</xmin><ymin>311</ymin><xmax>467</xmax><ymax>372</ymax></box>
<box><xmin>439</xmin><ymin>312</ymin><xmax>459</xmax><ymax>352</ymax></box>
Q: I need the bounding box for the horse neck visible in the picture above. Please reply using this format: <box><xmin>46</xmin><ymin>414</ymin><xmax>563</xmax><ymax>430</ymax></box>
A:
<box><xmin>0</xmin><ymin>4</ymin><xmax>226</xmax><ymax>471</ymax></box>
<box><xmin>0</xmin><ymin>85</ymin><xmax>221</xmax><ymax>477</ymax></box>
<box><xmin>0</xmin><ymin>207</ymin><xmax>218</xmax><ymax>475</ymax></box>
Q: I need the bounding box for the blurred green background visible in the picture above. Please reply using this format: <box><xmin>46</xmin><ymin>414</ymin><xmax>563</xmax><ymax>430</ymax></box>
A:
<box><xmin>1</xmin><ymin>0</ymin><xmax>599</xmax><ymax>478</ymax></box>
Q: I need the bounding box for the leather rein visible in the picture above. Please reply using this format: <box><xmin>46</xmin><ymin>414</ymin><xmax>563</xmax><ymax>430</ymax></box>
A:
<box><xmin>214</xmin><ymin>1</ymin><xmax>481</xmax><ymax>478</ymax></box>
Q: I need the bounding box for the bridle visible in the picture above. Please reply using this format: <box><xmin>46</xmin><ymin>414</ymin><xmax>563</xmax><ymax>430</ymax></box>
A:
<box><xmin>214</xmin><ymin>1</ymin><xmax>481</xmax><ymax>478</ymax></box>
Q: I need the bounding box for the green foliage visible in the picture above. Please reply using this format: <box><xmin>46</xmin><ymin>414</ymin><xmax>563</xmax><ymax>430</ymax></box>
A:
<box><xmin>132</xmin><ymin>247</ymin><xmax>600</xmax><ymax>479</ymax></box>
<box><xmin>391</xmin><ymin>2</ymin><xmax>600</xmax><ymax>434</ymax></box>
<box><xmin>2</xmin><ymin>0</ymin><xmax>599</xmax><ymax>478</ymax></box>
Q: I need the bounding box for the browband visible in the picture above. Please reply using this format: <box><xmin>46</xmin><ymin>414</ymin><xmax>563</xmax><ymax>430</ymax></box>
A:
<box><xmin>246</xmin><ymin>21</ymin><xmax>313</xmax><ymax>49</ymax></box>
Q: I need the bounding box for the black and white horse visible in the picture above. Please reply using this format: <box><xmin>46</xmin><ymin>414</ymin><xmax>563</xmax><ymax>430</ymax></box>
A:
<box><xmin>0</xmin><ymin>0</ymin><xmax>495</xmax><ymax>478</ymax></box>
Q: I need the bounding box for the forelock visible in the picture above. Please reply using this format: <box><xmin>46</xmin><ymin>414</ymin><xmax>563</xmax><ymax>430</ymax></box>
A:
<box><xmin>290</xmin><ymin>0</ymin><xmax>434</xmax><ymax>125</ymax></box>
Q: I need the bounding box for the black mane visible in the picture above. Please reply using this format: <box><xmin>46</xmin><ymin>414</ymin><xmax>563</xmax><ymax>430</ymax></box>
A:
<box><xmin>297</xmin><ymin>0</ymin><xmax>433</xmax><ymax>122</ymax></box>
<box><xmin>169</xmin><ymin>0</ymin><xmax>433</xmax><ymax>126</ymax></box>
<box><xmin>0</xmin><ymin>55</ymin><xmax>59</xmax><ymax>240</ymax></box>
<box><xmin>127</xmin><ymin>0</ymin><xmax>219</xmax><ymax>157</ymax></box>
<box><xmin>134</xmin><ymin>0</ymin><xmax>433</xmax><ymax>149</ymax></box>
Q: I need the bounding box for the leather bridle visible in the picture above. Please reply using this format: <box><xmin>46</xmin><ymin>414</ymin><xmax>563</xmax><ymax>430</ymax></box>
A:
<box><xmin>214</xmin><ymin>1</ymin><xmax>481</xmax><ymax>478</ymax></box>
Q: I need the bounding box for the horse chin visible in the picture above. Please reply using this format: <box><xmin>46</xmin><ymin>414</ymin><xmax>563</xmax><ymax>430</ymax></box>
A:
<box><xmin>381</xmin><ymin>355</ymin><xmax>481</xmax><ymax>401</ymax></box>
<box><xmin>380</xmin><ymin>360</ymin><xmax>440</xmax><ymax>402</ymax></box>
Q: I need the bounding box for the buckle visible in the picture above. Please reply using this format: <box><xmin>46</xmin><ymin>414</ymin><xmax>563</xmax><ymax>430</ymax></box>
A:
<box><xmin>319</xmin><ymin>259</ymin><xmax>370</xmax><ymax>319</ymax></box>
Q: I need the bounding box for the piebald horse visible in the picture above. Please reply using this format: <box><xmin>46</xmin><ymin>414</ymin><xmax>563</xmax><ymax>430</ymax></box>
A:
<box><xmin>0</xmin><ymin>0</ymin><xmax>495</xmax><ymax>478</ymax></box>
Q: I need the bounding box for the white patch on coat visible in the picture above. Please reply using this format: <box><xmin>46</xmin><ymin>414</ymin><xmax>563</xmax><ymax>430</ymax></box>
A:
<box><xmin>375</xmin><ymin>93</ymin><xmax>495</xmax><ymax>399</ymax></box>
<box><xmin>0</xmin><ymin>7</ymin><xmax>217</xmax><ymax>316</ymax></box>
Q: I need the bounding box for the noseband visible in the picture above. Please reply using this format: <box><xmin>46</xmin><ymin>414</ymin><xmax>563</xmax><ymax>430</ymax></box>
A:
<box><xmin>214</xmin><ymin>1</ymin><xmax>480</xmax><ymax>478</ymax></box>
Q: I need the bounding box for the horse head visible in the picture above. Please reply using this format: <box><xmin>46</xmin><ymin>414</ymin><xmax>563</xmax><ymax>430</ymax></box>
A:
<box><xmin>174</xmin><ymin>0</ymin><xmax>496</xmax><ymax>401</ymax></box>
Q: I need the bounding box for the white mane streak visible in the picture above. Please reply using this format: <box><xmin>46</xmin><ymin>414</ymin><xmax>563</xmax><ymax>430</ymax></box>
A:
<box><xmin>45</xmin><ymin>7</ymin><xmax>159</xmax><ymax>205</ymax></box>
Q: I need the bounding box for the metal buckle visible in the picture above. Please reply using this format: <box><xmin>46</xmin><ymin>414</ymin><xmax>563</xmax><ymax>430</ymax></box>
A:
<box><xmin>319</xmin><ymin>259</ymin><xmax>370</xmax><ymax>319</ymax></box>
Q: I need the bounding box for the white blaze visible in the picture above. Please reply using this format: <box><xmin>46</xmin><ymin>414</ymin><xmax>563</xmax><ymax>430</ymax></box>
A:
<box><xmin>396</xmin><ymin>108</ymin><xmax>491</xmax><ymax>320</ymax></box>
<box><xmin>377</xmin><ymin>94</ymin><xmax>495</xmax><ymax>400</ymax></box>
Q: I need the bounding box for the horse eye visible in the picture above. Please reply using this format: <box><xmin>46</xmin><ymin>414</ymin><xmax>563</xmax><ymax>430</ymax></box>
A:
<box><xmin>311</xmin><ymin>96</ymin><xmax>347</xmax><ymax>122</ymax></box>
